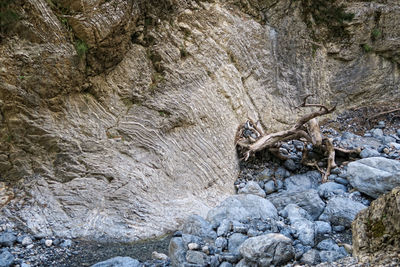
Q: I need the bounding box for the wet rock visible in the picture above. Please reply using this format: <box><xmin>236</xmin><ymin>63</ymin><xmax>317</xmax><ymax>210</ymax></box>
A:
<box><xmin>267</xmin><ymin>189</ymin><xmax>325</xmax><ymax>220</ymax></box>
<box><xmin>227</xmin><ymin>233</ymin><xmax>247</xmax><ymax>254</ymax></box>
<box><xmin>319</xmin><ymin>197</ymin><xmax>366</xmax><ymax>227</ymax></box>
<box><xmin>182</xmin><ymin>215</ymin><xmax>217</xmax><ymax>240</ymax></box>
<box><xmin>347</xmin><ymin>157</ymin><xmax>400</xmax><ymax>198</ymax></box>
<box><xmin>206</xmin><ymin>195</ymin><xmax>278</xmax><ymax>226</ymax></box>
<box><xmin>284</xmin><ymin>159</ymin><xmax>297</xmax><ymax>171</ymax></box>
<box><xmin>239</xmin><ymin>233</ymin><xmax>294</xmax><ymax>266</ymax></box>
<box><xmin>237</xmin><ymin>181</ymin><xmax>266</xmax><ymax>198</ymax></box>
<box><xmin>91</xmin><ymin>257</ymin><xmax>141</xmax><ymax>267</ymax></box>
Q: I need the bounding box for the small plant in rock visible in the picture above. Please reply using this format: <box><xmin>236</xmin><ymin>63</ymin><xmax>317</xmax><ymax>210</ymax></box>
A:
<box><xmin>75</xmin><ymin>39</ymin><xmax>88</xmax><ymax>57</ymax></box>
<box><xmin>362</xmin><ymin>43</ymin><xmax>372</xmax><ymax>53</ymax></box>
<box><xmin>371</xmin><ymin>28</ymin><xmax>381</xmax><ymax>40</ymax></box>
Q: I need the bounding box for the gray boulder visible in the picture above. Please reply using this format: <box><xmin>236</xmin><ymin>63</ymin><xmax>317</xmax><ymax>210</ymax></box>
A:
<box><xmin>186</xmin><ymin>250</ymin><xmax>208</xmax><ymax>265</ymax></box>
<box><xmin>228</xmin><ymin>233</ymin><xmax>248</xmax><ymax>254</ymax></box>
<box><xmin>319</xmin><ymin>197</ymin><xmax>366</xmax><ymax>227</ymax></box>
<box><xmin>360</xmin><ymin>148</ymin><xmax>380</xmax><ymax>158</ymax></box>
<box><xmin>239</xmin><ymin>233</ymin><xmax>294</xmax><ymax>266</ymax></box>
<box><xmin>317</xmin><ymin>182</ymin><xmax>347</xmax><ymax>199</ymax></box>
<box><xmin>169</xmin><ymin>237</ymin><xmax>186</xmax><ymax>267</ymax></box>
<box><xmin>347</xmin><ymin>157</ymin><xmax>400</xmax><ymax>198</ymax></box>
<box><xmin>0</xmin><ymin>233</ymin><xmax>16</xmax><ymax>247</ymax></box>
<box><xmin>267</xmin><ymin>189</ymin><xmax>325</xmax><ymax>220</ymax></box>
<box><xmin>284</xmin><ymin>171</ymin><xmax>321</xmax><ymax>191</ymax></box>
<box><xmin>0</xmin><ymin>250</ymin><xmax>14</xmax><ymax>267</ymax></box>
<box><xmin>282</xmin><ymin>204</ymin><xmax>315</xmax><ymax>247</ymax></box>
<box><xmin>319</xmin><ymin>250</ymin><xmax>345</xmax><ymax>262</ymax></box>
<box><xmin>300</xmin><ymin>249</ymin><xmax>320</xmax><ymax>265</ymax></box>
<box><xmin>238</xmin><ymin>181</ymin><xmax>266</xmax><ymax>198</ymax></box>
<box><xmin>206</xmin><ymin>195</ymin><xmax>278</xmax><ymax>226</ymax></box>
<box><xmin>182</xmin><ymin>214</ymin><xmax>217</xmax><ymax>240</ymax></box>
<box><xmin>91</xmin><ymin>257</ymin><xmax>141</xmax><ymax>267</ymax></box>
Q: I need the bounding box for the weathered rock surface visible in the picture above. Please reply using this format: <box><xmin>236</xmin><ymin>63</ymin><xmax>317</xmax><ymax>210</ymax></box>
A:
<box><xmin>352</xmin><ymin>187</ymin><xmax>400</xmax><ymax>264</ymax></box>
<box><xmin>319</xmin><ymin>197</ymin><xmax>366</xmax><ymax>227</ymax></box>
<box><xmin>206</xmin><ymin>194</ymin><xmax>278</xmax><ymax>226</ymax></box>
<box><xmin>0</xmin><ymin>0</ymin><xmax>400</xmax><ymax>241</ymax></box>
<box><xmin>347</xmin><ymin>157</ymin><xmax>400</xmax><ymax>198</ymax></box>
<box><xmin>239</xmin><ymin>233</ymin><xmax>294</xmax><ymax>266</ymax></box>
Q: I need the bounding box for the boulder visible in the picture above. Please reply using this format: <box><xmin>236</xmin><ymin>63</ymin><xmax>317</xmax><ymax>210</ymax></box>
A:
<box><xmin>182</xmin><ymin>215</ymin><xmax>217</xmax><ymax>240</ymax></box>
<box><xmin>168</xmin><ymin>237</ymin><xmax>186</xmax><ymax>267</ymax></box>
<box><xmin>284</xmin><ymin>171</ymin><xmax>321</xmax><ymax>191</ymax></box>
<box><xmin>267</xmin><ymin>189</ymin><xmax>325</xmax><ymax>220</ymax></box>
<box><xmin>206</xmin><ymin>195</ymin><xmax>278</xmax><ymax>226</ymax></box>
<box><xmin>319</xmin><ymin>197</ymin><xmax>366</xmax><ymax>227</ymax></box>
<box><xmin>238</xmin><ymin>181</ymin><xmax>266</xmax><ymax>198</ymax></box>
<box><xmin>239</xmin><ymin>233</ymin><xmax>294</xmax><ymax>266</ymax></box>
<box><xmin>352</xmin><ymin>187</ymin><xmax>400</xmax><ymax>262</ymax></box>
<box><xmin>347</xmin><ymin>157</ymin><xmax>400</xmax><ymax>198</ymax></box>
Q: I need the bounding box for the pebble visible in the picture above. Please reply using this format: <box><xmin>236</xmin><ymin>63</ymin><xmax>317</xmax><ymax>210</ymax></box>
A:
<box><xmin>188</xmin><ymin>243</ymin><xmax>200</xmax><ymax>250</ymax></box>
<box><xmin>44</xmin><ymin>240</ymin><xmax>52</xmax><ymax>247</ymax></box>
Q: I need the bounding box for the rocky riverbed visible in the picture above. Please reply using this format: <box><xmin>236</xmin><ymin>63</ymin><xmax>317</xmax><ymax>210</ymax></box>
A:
<box><xmin>1</xmin><ymin>117</ymin><xmax>400</xmax><ymax>266</ymax></box>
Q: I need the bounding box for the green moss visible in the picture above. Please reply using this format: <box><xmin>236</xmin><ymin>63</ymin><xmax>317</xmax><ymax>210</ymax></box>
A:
<box><xmin>301</xmin><ymin>0</ymin><xmax>354</xmax><ymax>40</ymax></box>
<box><xmin>75</xmin><ymin>39</ymin><xmax>88</xmax><ymax>57</ymax></box>
<box><xmin>362</xmin><ymin>43</ymin><xmax>372</xmax><ymax>53</ymax></box>
<box><xmin>371</xmin><ymin>28</ymin><xmax>381</xmax><ymax>40</ymax></box>
<box><xmin>0</xmin><ymin>0</ymin><xmax>20</xmax><ymax>36</ymax></box>
<box><xmin>368</xmin><ymin>219</ymin><xmax>385</xmax><ymax>238</ymax></box>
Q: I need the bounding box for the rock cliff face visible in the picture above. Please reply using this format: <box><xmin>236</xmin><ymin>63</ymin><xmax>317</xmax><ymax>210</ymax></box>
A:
<box><xmin>352</xmin><ymin>186</ymin><xmax>400</xmax><ymax>265</ymax></box>
<box><xmin>0</xmin><ymin>0</ymin><xmax>399</xmax><ymax>241</ymax></box>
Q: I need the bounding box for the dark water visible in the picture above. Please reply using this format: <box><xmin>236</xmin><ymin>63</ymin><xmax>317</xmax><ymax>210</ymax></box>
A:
<box><xmin>47</xmin><ymin>235</ymin><xmax>171</xmax><ymax>266</ymax></box>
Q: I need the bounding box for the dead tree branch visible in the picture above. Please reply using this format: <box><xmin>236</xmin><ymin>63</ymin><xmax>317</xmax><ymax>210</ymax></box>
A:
<box><xmin>236</xmin><ymin>96</ymin><xmax>355</xmax><ymax>182</ymax></box>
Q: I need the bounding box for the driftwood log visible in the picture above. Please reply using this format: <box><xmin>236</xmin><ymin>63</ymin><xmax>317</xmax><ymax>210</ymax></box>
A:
<box><xmin>235</xmin><ymin>95</ymin><xmax>360</xmax><ymax>182</ymax></box>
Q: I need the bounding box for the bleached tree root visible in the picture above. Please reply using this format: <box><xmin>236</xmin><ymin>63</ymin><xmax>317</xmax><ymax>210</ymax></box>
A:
<box><xmin>236</xmin><ymin>95</ymin><xmax>360</xmax><ymax>183</ymax></box>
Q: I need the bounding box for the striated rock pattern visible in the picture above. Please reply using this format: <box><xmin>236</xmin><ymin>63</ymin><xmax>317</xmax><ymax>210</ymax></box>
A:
<box><xmin>352</xmin><ymin>187</ymin><xmax>400</xmax><ymax>264</ymax></box>
<box><xmin>0</xmin><ymin>0</ymin><xmax>400</xmax><ymax>241</ymax></box>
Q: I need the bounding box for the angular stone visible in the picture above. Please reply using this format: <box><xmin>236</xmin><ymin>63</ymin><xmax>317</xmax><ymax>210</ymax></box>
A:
<box><xmin>227</xmin><ymin>233</ymin><xmax>247</xmax><ymax>254</ymax></box>
<box><xmin>239</xmin><ymin>233</ymin><xmax>294</xmax><ymax>266</ymax></box>
<box><xmin>182</xmin><ymin>214</ymin><xmax>217</xmax><ymax>240</ymax></box>
<box><xmin>169</xmin><ymin>237</ymin><xmax>186</xmax><ymax>267</ymax></box>
<box><xmin>186</xmin><ymin>250</ymin><xmax>208</xmax><ymax>265</ymax></box>
<box><xmin>207</xmin><ymin>195</ymin><xmax>278</xmax><ymax>226</ymax></box>
<box><xmin>238</xmin><ymin>181</ymin><xmax>266</xmax><ymax>198</ymax></box>
<box><xmin>267</xmin><ymin>189</ymin><xmax>325</xmax><ymax>220</ymax></box>
<box><xmin>347</xmin><ymin>157</ymin><xmax>400</xmax><ymax>198</ymax></box>
<box><xmin>319</xmin><ymin>197</ymin><xmax>366</xmax><ymax>227</ymax></box>
<box><xmin>284</xmin><ymin>171</ymin><xmax>321</xmax><ymax>191</ymax></box>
